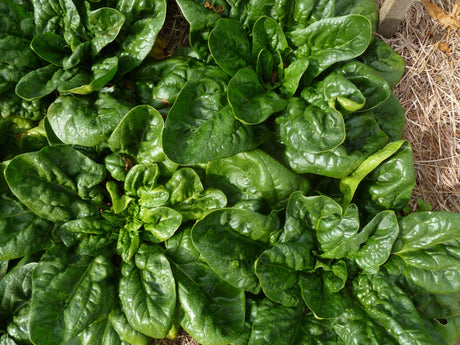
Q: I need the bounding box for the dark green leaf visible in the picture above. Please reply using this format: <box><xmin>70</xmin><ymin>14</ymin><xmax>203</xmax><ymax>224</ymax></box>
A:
<box><xmin>29</xmin><ymin>246</ymin><xmax>116</xmax><ymax>345</ymax></box>
<box><xmin>192</xmin><ymin>208</ymin><xmax>279</xmax><ymax>293</ymax></box>
<box><xmin>4</xmin><ymin>145</ymin><xmax>106</xmax><ymax>222</ymax></box>
<box><xmin>47</xmin><ymin>93</ymin><xmax>132</xmax><ymax>146</ymax></box>
<box><xmin>86</xmin><ymin>7</ymin><xmax>125</xmax><ymax>57</ymax></box>
<box><xmin>208</xmin><ymin>18</ymin><xmax>251</xmax><ymax>76</ymax></box>
<box><xmin>119</xmin><ymin>244</ymin><xmax>176</xmax><ymax>339</ymax></box>
<box><xmin>227</xmin><ymin>67</ymin><xmax>287</xmax><ymax>125</ymax></box>
<box><xmin>30</xmin><ymin>32</ymin><xmax>70</xmax><ymax>67</ymax></box>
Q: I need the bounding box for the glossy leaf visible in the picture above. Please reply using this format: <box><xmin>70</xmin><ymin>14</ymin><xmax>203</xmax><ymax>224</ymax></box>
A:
<box><xmin>173</xmin><ymin>260</ymin><xmax>245</xmax><ymax>345</ymax></box>
<box><xmin>335</xmin><ymin>0</ymin><xmax>379</xmax><ymax>32</ymax></box>
<box><xmin>47</xmin><ymin>93</ymin><xmax>132</xmax><ymax>146</ymax></box>
<box><xmin>163</xmin><ymin>73</ymin><xmax>268</xmax><ymax>164</ymax></box>
<box><xmin>208</xmin><ymin>18</ymin><xmax>251</xmax><ymax>76</ymax></box>
<box><xmin>30</xmin><ymin>32</ymin><xmax>70</xmax><ymax>67</ymax></box>
<box><xmin>116</xmin><ymin>0</ymin><xmax>167</xmax><ymax>75</ymax></box>
<box><xmin>206</xmin><ymin>149</ymin><xmax>311</xmax><ymax>211</ymax></box>
<box><xmin>287</xmin><ymin>14</ymin><xmax>372</xmax><ymax>83</ymax></box>
<box><xmin>29</xmin><ymin>246</ymin><xmax>116</xmax><ymax>345</ymax></box>
<box><xmin>228</xmin><ymin>67</ymin><xmax>287</xmax><ymax>125</ymax></box>
<box><xmin>351</xmin><ymin>211</ymin><xmax>399</xmax><ymax>274</ymax></box>
<box><xmin>372</xmin><ymin>92</ymin><xmax>406</xmax><ymax>141</ymax></box>
<box><xmin>119</xmin><ymin>244</ymin><xmax>176</xmax><ymax>339</ymax></box>
<box><xmin>354</xmin><ymin>273</ymin><xmax>435</xmax><ymax>345</ymax></box>
<box><xmin>4</xmin><ymin>145</ymin><xmax>106</xmax><ymax>222</ymax></box>
<box><xmin>0</xmin><ymin>35</ymin><xmax>39</xmax><ymax>67</ymax></box>
<box><xmin>361</xmin><ymin>39</ymin><xmax>405</xmax><ymax>88</ymax></box>
<box><xmin>192</xmin><ymin>208</ymin><xmax>279</xmax><ymax>293</ymax></box>
<box><xmin>86</xmin><ymin>6</ymin><xmax>125</xmax><ymax>57</ymax></box>
<box><xmin>393</xmin><ymin>211</ymin><xmax>460</xmax><ymax>294</ymax></box>
<box><xmin>277</xmin><ymin>104</ymin><xmax>345</xmax><ymax>153</ymax></box>
<box><xmin>355</xmin><ymin>141</ymin><xmax>416</xmax><ymax>213</ymax></box>
<box><xmin>139</xmin><ymin>206</ymin><xmax>182</xmax><ymax>242</ymax></box>
<box><xmin>15</xmin><ymin>65</ymin><xmax>74</xmax><ymax>101</ymax></box>
<box><xmin>58</xmin><ymin>56</ymin><xmax>119</xmax><ymax>94</ymax></box>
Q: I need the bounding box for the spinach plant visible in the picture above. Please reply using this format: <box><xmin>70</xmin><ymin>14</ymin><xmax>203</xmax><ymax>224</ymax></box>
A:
<box><xmin>1</xmin><ymin>0</ymin><xmax>459</xmax><ymax>345</ymax></box>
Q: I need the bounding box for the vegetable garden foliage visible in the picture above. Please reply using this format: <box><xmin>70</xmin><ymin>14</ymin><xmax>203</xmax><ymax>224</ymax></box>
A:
<box><xmin>0</xmin><ymin>0</ymin><xmax>459</xmax><ymax>344</ymax></box>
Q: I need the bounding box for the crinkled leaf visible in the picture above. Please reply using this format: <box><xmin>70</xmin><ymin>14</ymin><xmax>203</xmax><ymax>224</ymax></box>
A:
<box><xmin>354</xmin><ymin>273</ymin><xmax>435</xmax><ymax>345</ymax></box>
<box><xmin>340</xmin><ymin>140</ymin><xmax>406</xmax><ymax>207</ymax></box>
<box><xmin>29</xmin><ymin>246</ymin><xmax>116</xmax><ymax>345</ymax></box>
<box><xmin>208</xmin><ymin>18</ymin><xmax>251</xmax><ymax>76</ymax></box>
<box><xmin>119</xmin><ymin>244</ymin><xmax>176</xmax><ymax>339</ymax></box>
<box><xmin>4</xmin><ymin>145</ymin><xmax>106</xmax><ymax>222</ymax></box>
<box><xmin>0</xmin><ymin>35</ymin><xmax>39</xmax><ymax>67</ymax></box>
<box><xmin>277</xmin><ymin>104</ymin><xmax>345</xmax><ymax>153</ymax></box>
<box><xmin>47</xmin><ymin>92</ymin><xmax>132</xmax><ymax>146</ymax></box>
<box><xmin>287</xmin><ymin>14</ymin><xmax>372</xmax><ymax>83</ymax></box>
<box><xmin>30</xmin><ymin>32</ymin><xmax>70</xmax><ymax>67</ymax></box>
<box><xmin>124</xmin><ymin>163</ymin><xmax>160</xmax><ymax>197</ymax></box>
<box><xmin>227</xmin><ymin>67</ymin><xmax>288</xmax><ymax>125</ymax></box>
<box><xmin>206</xmin><ymin>149</ymin><xmax>311</xmax><ymax>211</ymax></box>
<box><xmin>355</xmin><ymin>141</ymin><xmax>415</xmax><ymax>213</ymax></box>
<box><xmin>86</xmin><ymin>6</ymin><xmax>125</xmax><ymax>57</ymax></box>
<box><xmin>361</xmin><ymin>38</ymin><xmax>405</xmax><ymax>88</ymax></box>
<box><xmin>192</xmin><ymin>208</ymin><xmax>279</xmax><ymax>293</ymax></box>
<box><xmin>15</xmin><ymin>64</ymin><xmax>75</xmax><ymax>101</ymax></box>
<box><xmin>351</xmin><ymin>211</ymin><xmax>399</xmax><ymax>274</ymax></box>
<box><xmin>116</xmin><ymin>0</ymin><xmax>167</xmax><ymax>76</ymax></box>
<box><xmin>163</xmin><ymin>74</ymin><xmax>268</xmax><ymax>164</ymax></box>
<box><xmin>58</xmin><ymin>56</ymin><xmax>118</xmax><ymax>94</ymax></box>
<box><xmin>173</xmin><ymin>259</ymin><xmax>245</xmax><ymax>345</ymax></box>
<box><xmin>139</xmin><ymin>206</ymin><xmax>182</xmax><ymax>242</ymax></box>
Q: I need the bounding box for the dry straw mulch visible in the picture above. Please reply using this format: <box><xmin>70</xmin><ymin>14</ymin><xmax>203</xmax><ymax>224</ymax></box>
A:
<box><xmin>381</xmin><ymin>0</ymin><xmax>460</xmax><ymax>212</ymax></box>
<box><xmin>154</xmin><ymin>1</ymin><xmax>460</xmax><ymax>344</ymax></box>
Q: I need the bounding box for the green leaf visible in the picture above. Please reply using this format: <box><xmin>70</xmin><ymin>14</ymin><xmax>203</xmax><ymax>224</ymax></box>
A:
<box><xmin>393</xmin><ymin>211</ymin><xmax>460</xmax><ymax>294</ymax></box>
<box><xmin>117</xmin><ymin>221</ymin><xmax>141</xmax><ymax>263</ymax></box>
<box><xmin>15</xmin><ymin>64</ymin><xmax>75</xmax><ymax>101</ymax></box>
<box><xmin>361</xmin><ymin>39</ymin><xmax>405</xmax><ymax>88</ymax></box>
<box><xmin>116</xmin><ymin>0</ymin><xmax>167</xmax><ymax>76</ymax></box>
<box><xmin>208</xmin><ymin>18</ymin><xmax>251</xmax><ymax>76</ymax></box>
<box><xmin>192</xmin><ymin>208</ymin><xmax>279</xmax><ymax>293</ymax></box>
<box><xmin>335</xmin><ymin>60</ymin><xmax>391</xmax><ymax>111</ymax></box>
<box><xmin>58</xmin><ymin>56</ymin><xmax>119</xmax><ymax>94</ymax></box>
<box><xmin>30</xmin><ymin>32</ymin><xmax>70</xmax><ymax>67</ymax></box>
<box><xmin>354</xmin><ymin>273</ymin><xmax>435</xmax><ymax>345</ymax></box>
<box><xmin>108</xmin><ymin>105</ymin><xmax>165</xmax><ymax>163</ymax></box>
<box><xmin>4</xmin><ymin>145</ymin><xmax>106</xmax><ymax>222</ymax></box>
<box><xmin>47</xmin><ymin>93</ymin><xmax>132</xmax><ymax>146</ymax></box>
<box><xmin>247</xmin><ymin>299</ymin><xmax>312</xmax><ymax>345</ymax></box>
<box><xmin>335</xmin><ymin>0</ymin><xmax>379</xmax><ymax>32</ymax></box>
<box><xmin>351</xmin><ymin>211</ymin><xmax>399</xmax><ymax>274</ymax></box>
<box><xmin>175</xmin><ymin>0</ymin><xmax>222</xmax><ymax>59</ymax></box>
<box><xmin>86</xmin><ymin>7</ymin><xmax>125</xmax><ymax>57</ymax></box>
<box><xmin>355</xmin><ymin>141</ymin><xmax>416</xmax><ymax>213</ymax></box>
<box><xmin>119</xmin><ymin>244</ymin><xmax>176</xmax><ymax>339</ymax></box>
<box><xmin>372</xmin><ymin>92</ymin><xmax>406</xmax><ymax>142</ymax></box>
<box><xmin>163</xmin><ymin>74</ymin><xmax>268</xmax><ymax>164</ymax></box>
<box><xmin>252</xmin><ymin>16</ymin><xmax>291</xmax><ymax>58</ymax></box>
<box><xmin>276</xmin><ymin>104</ymin><xmax>346</xmax><ymax>153</ymax></box>
<box><xmin>0</xmin><ymin>35</ymin><xmax>39</xmax><ymax>67</ymax></box>
<box><xmin>206</xmin><ymin>149</ymin><xmax>311</xmax><ymax>211</ymax></box>
<box><xmin>29</xmin><ymin>246</ymin><xmax>116</xmax><ymax>345</ymax></box>
<box><xmin>280</xmin><ymin>58</ymin><xmax>310</xmax><ymax>97</ymax></box>
<box><xmin>124</xmin><ymin>163</ymin><xmax>160</xmax><ymax>197</ymax></box>
<box><xmin>227</xmin><ymin>67</ymin><xmax>288</xmax><ymax>125</ymax></box>
<box><xmin>173</xmin><ymin>260</ymin><xmax>245</xmax><ymax>345</ymax></box>
<box><xmin>0</xmin><ymin>190</ymin><xmax>53</xmax><ymax>260</ymax></box>
<box><xmin>287</xmin><ymin>14</ymin><xmax>372</xmax><ymax>83</ymax></box>
<box><xmin>139</xmin><ymin>206</ymin><xmax>182</xmax><ymax>242</ymax></box>
<box><xmin>299</xmin><ymin>268</ymin><xmax>352</xmax><ymax>319</ymax></box>
<box><xmin>255</xmin><ymin>241</ymin><xmax>312</xmax><ymax>307</ymax></box>
<box><xmin>340</xmin><ymin>140</ymin><xmax>406</xmax><ymax>207</ymax></box>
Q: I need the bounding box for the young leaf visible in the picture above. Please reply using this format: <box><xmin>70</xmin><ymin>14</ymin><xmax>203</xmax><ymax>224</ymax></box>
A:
<box><xmin>208</xmin><ymin>18</ymin><xmax>251</xmax><ymax>76</ymax></box>
<box><xmin>227</xmin><ymin>67</ymin><xmax>288</xmax><ymax>125</ymax></box>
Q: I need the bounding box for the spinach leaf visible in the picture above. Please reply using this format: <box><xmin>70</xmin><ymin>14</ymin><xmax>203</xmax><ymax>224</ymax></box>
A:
<box><xmin>4</xmin><ymin>145</ymin><xmax>106</xmax><ymax>222</ymax></box>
